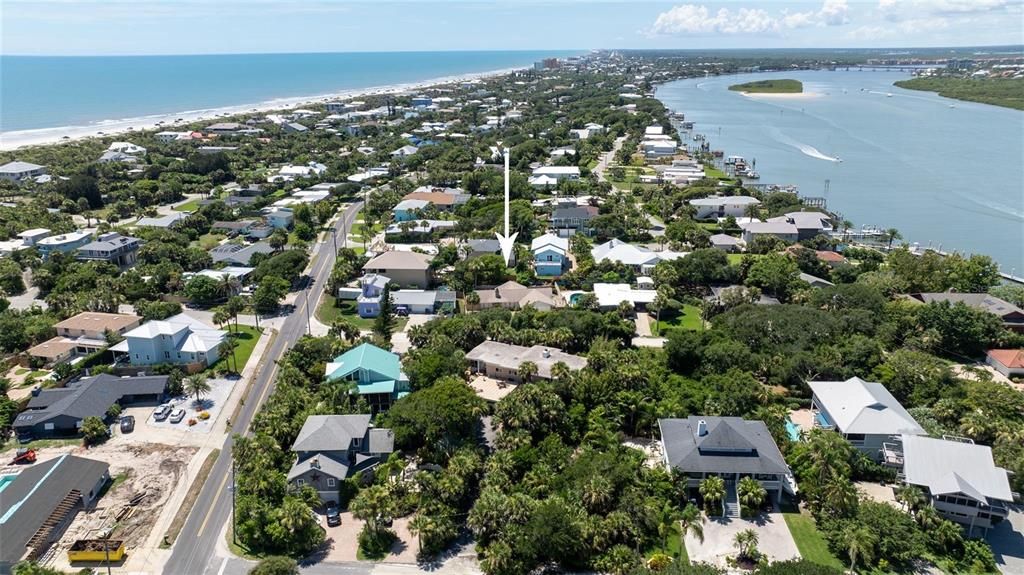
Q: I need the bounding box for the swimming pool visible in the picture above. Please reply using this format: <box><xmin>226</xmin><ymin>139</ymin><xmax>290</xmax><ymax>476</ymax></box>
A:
<box><xmin>785</xmin><ymin>420</ymin><xmax>801</xmax><ymax>442</ymax></box>
<box><xmin>0</xmin><ymin>474</ymin><xmax>16</xmax><ymax>495</ymax></box>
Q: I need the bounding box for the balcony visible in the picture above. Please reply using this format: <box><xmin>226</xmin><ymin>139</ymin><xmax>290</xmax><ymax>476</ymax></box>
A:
<box><xmin>881</xmin><ymin>442</ymin><xmax>904</xmax><ymax>467</ymax></box>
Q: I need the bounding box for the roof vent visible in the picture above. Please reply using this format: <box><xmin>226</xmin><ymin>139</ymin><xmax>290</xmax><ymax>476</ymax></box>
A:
<box><xmin>697</xmin><ymin>419</ymin><xmax>708</xmax><ymax>437</ymax></box>
<box><xmin>542</xmin><ymin>349</ymin><xmax>551</xmax><ymax>358</ymax></box>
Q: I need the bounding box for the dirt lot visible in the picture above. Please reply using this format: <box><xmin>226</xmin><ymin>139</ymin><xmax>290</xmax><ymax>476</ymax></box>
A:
<box><xmin>8</xmin><ymin>442</ymin><xmax>197</xmax><ymax>571</ymax></box>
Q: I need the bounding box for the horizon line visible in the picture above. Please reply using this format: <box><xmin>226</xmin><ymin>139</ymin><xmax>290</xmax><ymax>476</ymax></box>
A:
<box><xmin>3</xmin><ymin>44</ymin><xmax>1023</xmax><ymax>58</ymax></box>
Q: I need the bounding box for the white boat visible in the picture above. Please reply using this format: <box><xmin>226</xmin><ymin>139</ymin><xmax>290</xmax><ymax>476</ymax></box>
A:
<box><xmin>886</xmin><ymin>93</ymin><xmax>893</xmax><ymax>97</ymax></box>
<box><xmin>949</xmin><ymin>104</ymin><xmax>956</xmax><ymax>108</ymax></box>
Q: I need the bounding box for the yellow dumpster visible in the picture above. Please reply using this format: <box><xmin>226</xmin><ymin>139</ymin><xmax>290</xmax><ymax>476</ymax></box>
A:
<box><xmin>67</xmin><ymin>539</ymin><xmax>125</xmax><ymax>562</ymax></box>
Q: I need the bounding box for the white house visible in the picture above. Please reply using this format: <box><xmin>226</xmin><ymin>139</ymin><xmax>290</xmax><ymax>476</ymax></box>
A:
<box><xmin>155</xmin><ymin>131</ymin><xmax>193</xmax><ymax>142</ymax></box>
<box><xmin>689</xmin><ymin>196</ymin><xmax>761</xmax><ymax>219</ymax></box>
<box><xmin>107</xmin><ymin>142</ymin><xmax>147</xmax><ymax>155</ymax></box>
<box><xmin>529</xmin><ymin>166</ymin><xmax>580</xmax><ymax>188</ymax></box>
<box><xmin>111</xmin><ymin>313</ymin><xmax>226</xmax><ymax>367</ymax></box>
<box><xmin>0</xmin><ymin>161</ymin><xmax>47</xmax><ymax>183</ymax></box>
<box><xmin>740</xmin><ymin>221</ymin><xmax>799</xmax><ymax>244</ymax></box>
<box><xmin>268</xmin><ymin>162</ymin><xmax>328</xmax><ymax>183</ymax></box>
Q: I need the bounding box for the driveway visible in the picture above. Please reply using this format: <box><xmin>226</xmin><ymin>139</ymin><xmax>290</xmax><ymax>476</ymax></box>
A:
<box><xmin>684</xmin><ymin>509</ymin><xmax>800</xmax><ymax>567</ymax></box>
<box><xmin>318</xmin><ymin>512</ymin><xmax>417</xmax><ymax>563</ymax></box>
<box><xmin>990</xmin><ymin>504</ymin><xmax>1024</xmax><ymax>574</ymax></box>
<box><xmin>391</xmin><ymin>313</ymin><xmax>435</xmax><ymax>354</ymax></box>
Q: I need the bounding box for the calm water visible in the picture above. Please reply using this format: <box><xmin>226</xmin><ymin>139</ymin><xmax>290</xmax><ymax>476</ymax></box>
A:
<box><xmin>0</xmin><ymin>51</ymin><xmax>576</xmax><ymax>132</ymax></box>
<box><xmin>656</xmin><ymin>70</ymin><xmax>1024</xmax><ymax>272</ymax></box>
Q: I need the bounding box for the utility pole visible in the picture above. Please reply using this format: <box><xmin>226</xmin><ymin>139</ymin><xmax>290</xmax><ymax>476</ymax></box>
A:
<box><xmin>231</xmin><ymin>461</ymin><xmax>237</xmax><ymax>545</ymax></box>
<box><xmin>304</xmin><ymin>284</ymin><xmax>312</xmax><ymax>336</ymax></box>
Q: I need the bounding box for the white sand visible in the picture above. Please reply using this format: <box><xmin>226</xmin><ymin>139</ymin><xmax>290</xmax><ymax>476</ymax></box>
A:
<box><xmin>0</xmin><ymin>66</ymin><xmax>523</xmax><ymax>151</ymax></box>
<box><xmin>739</xmin><ymin>91</ymin><xmax>822</xmax><ymax>100</ymax></box>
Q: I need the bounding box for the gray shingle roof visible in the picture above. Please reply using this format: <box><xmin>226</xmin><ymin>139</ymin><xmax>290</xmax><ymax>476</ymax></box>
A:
<box><xmin>659</xmin><ymin>416</ymin><xmax>789</xmax><ymax>476</ymax></box>
<box><xmin>287</xmin><ymin>452</ymin><xmax>350</xmax><ymax>481</ymax></box>
<box><xmin>291</xmin><ymin>414</ymin><xmax>372</xmax><ymax>452</ymax></box>
<box><xmin>13</xmin><ymin>374</ymin><xmax>168</xmax><ymax>431</ymax></box>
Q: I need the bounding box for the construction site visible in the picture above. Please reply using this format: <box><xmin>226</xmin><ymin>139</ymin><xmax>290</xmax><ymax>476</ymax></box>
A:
<box><xmin>0</xmin><ymin>441</ymin><xmax>198</xmax><ymax>572</ymax></box>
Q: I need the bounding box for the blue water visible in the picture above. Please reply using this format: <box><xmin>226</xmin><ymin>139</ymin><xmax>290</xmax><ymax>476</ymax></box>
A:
<box><xmin>785</xmin><ymin>420</ymin><xmax>801</xmax><ymax>442</ymax></box>
<box><xmin>0</xmin><ymin>51</ymin><xmax>576</xmax><ymax>132</ymax></box>
<box><xmin>656</xmin><ymin>70</ymin><xmax>1024</xmax><ymax>272</ymax></box>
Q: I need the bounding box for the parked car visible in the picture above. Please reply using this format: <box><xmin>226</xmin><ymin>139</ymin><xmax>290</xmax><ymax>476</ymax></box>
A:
<box><xmin>325</xmin><ymin>502</ymin><xmax>341</xmax><ymax>526</ymax></box>
<box><xmin>153</xmin><ymin>404</ymin><xmax>172</xmax><ymax>421</ymax></box>
<box><xmin>120</xmin><ymin>415</ymin><xmax>135</xmax><ymax>433</ymax></box>
<box><xmin>169</xmin><ymin>409</ymin><xmax>186</xmax><ymax>424</ymax></box>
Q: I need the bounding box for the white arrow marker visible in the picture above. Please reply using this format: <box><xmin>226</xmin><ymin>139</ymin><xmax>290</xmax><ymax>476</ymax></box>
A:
<box><xmin>495</xmin><ymin>147</ymin><xmax>517</xmax><ymax>266</ymax></box>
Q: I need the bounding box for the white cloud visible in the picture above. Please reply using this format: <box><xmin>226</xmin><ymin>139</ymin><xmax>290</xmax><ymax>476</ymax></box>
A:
<box><xmin>878</xmin><ymin>0</ymin><xmax>1016</xmax><ymax>20</ymax></box>
<box><xmin>650</xmin><ymin>0</ymin><xmax>849</xmax><ymax>36</ymax></box>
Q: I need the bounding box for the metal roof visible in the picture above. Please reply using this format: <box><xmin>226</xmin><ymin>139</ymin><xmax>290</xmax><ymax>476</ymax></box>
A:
<box><xmin>809</xmin><ymin>378</ymin><xmax>925</xmax><ymax>436</ymax></box>
<box><xmin>901</xmin><ymin>434</ymin><xmax>1013</xmax><ymax>503</ymax></box>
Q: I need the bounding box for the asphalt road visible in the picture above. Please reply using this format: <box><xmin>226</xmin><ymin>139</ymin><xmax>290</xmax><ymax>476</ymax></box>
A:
<box><xmin>163</xmin><ymin>200</ymin><xmax>365</xmax><ymax>575</ymax></box>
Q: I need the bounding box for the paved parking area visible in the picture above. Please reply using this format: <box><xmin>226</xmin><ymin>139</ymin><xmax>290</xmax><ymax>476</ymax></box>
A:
<box><xmin>684</xmin><ymin>509</ymin><xmax>800</xmax><ymax>567</ymax></box>
<box><xmin>990</xmin><ymin>505</ymin><xmax>1024</xmax><ymax>574</ymax></box>
<box><xmin>470</xmin><ymin>375</ymin><xmax>518</xmax><ymax>402</ymax></box>
<box><xmin>391</xmin><ymin>314</ymin><xmax>435</xmax><ymax>354</ymax></box>
<box><xmin>318</xmin><ymin>512</ymin><xmax>417</xmax><ymax>563</ymax></box>
<box><xmin>146</xmin><ymin>377</ymin><xmax>235</xmax><ymax>433</ymax></box>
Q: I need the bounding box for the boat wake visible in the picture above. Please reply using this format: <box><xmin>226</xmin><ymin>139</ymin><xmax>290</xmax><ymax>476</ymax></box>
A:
<box><xmin>769</xmin><ymin>128</ymin><xmax>842</xmax><ymax>162</ymax></box>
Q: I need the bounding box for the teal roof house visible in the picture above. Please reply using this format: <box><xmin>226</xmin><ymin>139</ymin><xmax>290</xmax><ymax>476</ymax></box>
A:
<box><xmin>325</xmin><ymin>343</ymin><xmax>410</xmax><ymax>410</ymax></box>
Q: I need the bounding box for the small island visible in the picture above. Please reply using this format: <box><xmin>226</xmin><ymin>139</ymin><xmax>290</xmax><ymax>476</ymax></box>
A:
<box><xmin>894</xmin><ymin>77</ymin><xmax>1024</xmax><ymax>111</ymax></box>
<box><xmin>728</xmin><ymin>79</ymin><xmax>803</xmax><ymax>93</ymax></box>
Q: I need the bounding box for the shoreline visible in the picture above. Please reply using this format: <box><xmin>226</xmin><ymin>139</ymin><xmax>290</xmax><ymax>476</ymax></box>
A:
<box><xmin>0</xmin><ymin>65</ymin><xmax>525</xmax><ymax>151</ymax></box>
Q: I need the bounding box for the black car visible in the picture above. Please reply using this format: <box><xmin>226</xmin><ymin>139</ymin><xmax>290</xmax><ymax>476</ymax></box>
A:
<box><xmin>325</xmin><ymin>502</ymin><xmax>341</xmax><ymax>527</ymax></box>
<box><xmin>120</xmin><ymin>415</ymin><xmax>136</xmax><ymax>433</ymax></box>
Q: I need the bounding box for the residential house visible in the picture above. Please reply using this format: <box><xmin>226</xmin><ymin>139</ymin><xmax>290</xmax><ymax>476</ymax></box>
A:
<box><xmin>659</xmin><ymin>416</ymin><xmax>790</xmax><ymax>516</ymax></box>
<box><xmin>551</xmin><ymin>205</ymin><xmax>598</xmax><ymax>237</ymax></box>
<box><xmin>532</xmin><ymin>233</ymin><xmax>569</xmax><ymax>276</ymax></box>
<box><xmin>264</xmin><ymin>207</ymin><xmax>295</xmax><ymax>229</ymax></box>
<box><xmin>392</xmin><ymin>199</ymin><xmax>430</xmax><ymax>222</ymax></box>
<box><xmin>110</xmin><ymin>313</ymin><xmax>226</xmax><ymax>367</ymax></box>
<box><xmin>154</xmin><ymin>131</ymin><xmax>194</xmax><ymax>142</ymax></box>
<box><xmin>135</xmin><ymin>212</ymin><xmax>188</xmax><ymax>229</ymax></box>
<box><xmin>709</xmin><ymin>234</ymin><xmax>744</xmax><ymax>253</ymax></box>
<box><xmin>985</xmin><ymin>349</ymin><xmax>1024</xmax><ymax>378</ymax></box>
<box><xmin>13</xmin><ymin>374</ymin><xmax>168</xmax><ymax>439</ymax></box>
<box><xmin>287</xmin><ymin>415</ymin><xmax>394</xmax><ymax>503</ymax></box>
<box><xmin>325</xmin><ymin>343</ymin><xmax>411</xmax><ymax>410</ymax></box>
<box><xmin>354</xmin><ymin>274</ymin><xmax>456</xmax><ymax>318</ymax></box>
<box><xmin>799</xmin><ymin>272</ymin><xmax>834</xmax><ymax>289</ymax></box>
<box><xmin>689</xmin><ymin>196</ymin><xmax>761</xmax><ymax>219</ymax></box>
<box><xmin>205</xmin><ymin>122</ymin><xmax>245</xmax><ymax>135</ymax></box>
<box><xmin>282</xmin><ymin>122</ymin><xmax>308</xmax><ymax>134</ymax></box>
<box><xmin>529</xmin><ymin>166</ymin><xmax>580</xmax><ymax>187</ymax></box>
<box><xmin>28</xmin><ymin>312</ymin><xmax>141</xmax><ymax>366</ymax></box>
<box><xmin>905</xmin><ymin>293</ymin><xmax>1024</xmax><ymax>332</ymax></box>
<box><xmin>473</xmin><ymin>281</ymin><xmax>562</xmax><ymax>311</ymax></box>
<box><xmin>886</xmin><ymin>434</ymin><xmax>1013</xmax><ymax>534</ymax></box>
<box><xmin>592</xmin><ymin>283</ymin><xmax>656</xmax><ymax>310</ymax></box>
<box><xmin>98</xmin><ymin>150</ymin><xmax>139</xmax><ymax>164</ymax></box>
<box><xmin>809</xmin><ymin>378</ymin><xmax>926</xmax><ymax>461</ymax></box>
<box><xmin>643</xmin><ymin>139</ymin><xmax>678</xmax><ymax>157</ymax></box>
<box><xmin>75</xmin><ymin>232</ymin><xmax>142</xmax><ymax>268</ymax></box>
<box><xmin>36</xmin><ymin>230</ymin><xmax>93</xmax><ymax>258</ymax></box>
<box><xmin>189</xmin><ymin>267</ymin><xmax>254</xmax><ymax>293</ymax></box>
<box><xmin>402</xmin><ymin>189</ymin><xmax>470</xmax><ymax>211</ymax></box>
<box><xmin>767</xmin><ymin>211</ymin><xmax>833</xmax><ymax>240</ymax></box>
<box><xmin>0</xmin><ymin>160</ymin><xmax>47</xmax><ymax>183</ymax></box>
<box><xmin>591</xmin><ymin>238</ymin><xmax>685</xmax><ymax>274</ymax></box>
<box><xmin>209</xmin><ymin>242</ymin><xmax>275</xmax><ymax>266</ymax></box>
<box><xmin>463</xmin><ymin>238</ymin><xmax>509</xmax><ymax>262</ymax></box>
<box><xmin>384</xmin><ymin>220</ymin><xmax>455</xmax><ymax>237</ymax></box>
<box><xmin>707</xmin><ymin>285</ymin><xmax>780</xmax><ymax>306</ymax></box>
<box><xmin>211</xmin><ymin>220</ymin><xmax>256</xmax><ymax>237</ymax></box>
<box><xmin>391</xmin><ymin>145</ymin><xmax>419</xmax><ymax>157</ymax></box>
<box><xmin>268</xmin><ymin>162</ymin><xmax>327</xmax><ymax>183</ymax></box>
<box><xmin>18</xmin><ymin>228</ymin><xmax>51</xmax><ymax>247</ymax></box>
<box><xmin>740</xmin><ymin>221</ymin><xmax>799</xmax><ymax>245</ymax></box>
<box><xmin>0</xmin><ymin>455</ymin><xmax>109</xmax><ymax>571</ymax></box>
<box><xmin>362</xmin><ymin>251</ymin><xmax>433</xmax><ymax>289</ymax></box>
<box><xmin>466</xmin><ymin>341</ymin><xmax>587</xmax><ymax>383</ymax></box>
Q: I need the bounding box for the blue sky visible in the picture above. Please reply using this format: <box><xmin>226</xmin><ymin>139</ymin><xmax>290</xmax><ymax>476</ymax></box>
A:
<box><xmin>2</xmin><ymin>0</ymin><xmax>1022</xmax><ymax>56</ymax></box>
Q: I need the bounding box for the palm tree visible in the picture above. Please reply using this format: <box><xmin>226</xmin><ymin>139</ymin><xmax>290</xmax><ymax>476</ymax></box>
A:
<box><xmin>699</xmin><ymin>476</ymin><xmax>726</xmax><ymax>516</ymax></box>
<box><xmin>517</xmin><ymin>360</ymin><xmax>538</xmax><ymax>383</ymax></box>
<box><xmin>217</xmin><ymin>273</ymin><xmax>241</xmax><ymax>301</ymax></box>
<box><xmin>737</xmin><ymin>476</ymin><xmax>767</xmax><ymax>517</ymax></box>
<box><xmin>219</xmin><ymin>339</ymin><xmax>239</xmax><ymax>373</ymax></box>
<box><xmin>733</xmin><ymin>528</ymin><xmax>759</xmax><ymax>561</ymax></box>
<box><xmin>465</xmin><ymin>291</ymin><xmax>480</xmax><ymax>309</ymax></box>
<box><xmin>581</xmin><ymin>475</ymin><xmax>613</xmax><ymax>514</ymax></box>
<box><xmin>915</xmin><ymin>504</ymin><xmax>941</xmax><ymax>531</ymax></box>
<box><xmin>821</xmin><ymin>476</ymin><xmax>859</xmax><ymax>517</ymax></box>
<box><xmin>184</xmin><ymin>374</ymin><xmax>212</xmax><ymax>406</ymax></box>
<box><xmin>884</xmin><ymin>227</ymin><xmax>902</xmax><ymax>249</ymax></box>
<box><xmin>408</xmin><ymin>512</ymin><xmax>434</xmax><ymax>554</ymax></box>
<box><xmin>329</xmin><ymin>317</ymin><xmax>360</xmax><ymax>342</ymax></box>
<box><xmin>895</xmin><ymin>484</ymin><xmax>926</xmax><ymax>514</ymax></box>
<box><xmin>840</xmin><ymin>524</ymin><xmax>876</xmax><ymax>573</ymax></box>
<box><xmin>933</xmin><ymin>520</ymin><xmax>963</xmax><ymax>553</ymax></box>
<box><xmin>679</xmin><ymin>503</ymin><xmax>704</xmax><ymax>544</ymax></box>
<box><xmin>213</xmin><ymin>307</ymin><xmax>231</xmax><ymax>334</ymax></box>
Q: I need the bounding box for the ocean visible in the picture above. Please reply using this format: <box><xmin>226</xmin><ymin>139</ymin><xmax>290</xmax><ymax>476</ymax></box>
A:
<box><xmin>0</xmin><ymin>50</ymin><xmax>577</xmax><ymax>133</ymax></box>
<box><xmin>655</xmin><ymin>70</ymin><xmax>1024</xmax><ymax>272</ymax></box>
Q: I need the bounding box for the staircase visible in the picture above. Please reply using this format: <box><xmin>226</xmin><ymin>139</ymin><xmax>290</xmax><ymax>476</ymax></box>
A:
<box><xmin>724</xmin><ymin>482</ymin><xmax>740</xmax><ymax>518</ymax></box>
<box><xmin>25</xmin><ymin>490</ymin><xmax>81</xmax><ymax>560</ymax></box>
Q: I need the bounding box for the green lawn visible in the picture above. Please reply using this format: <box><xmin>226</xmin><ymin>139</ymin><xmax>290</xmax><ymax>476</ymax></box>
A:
<box><xmin>197</xmin><ymin>233</ymin><xmax>226</xmax><ymax>250</ymax></box>
<box><xmin>172</xmin><ymin>199</ymin><xmax>201</xmax><ymax>212</ymax></box>
<box><xmin>726</xmin><ymin>253</ymin><xmax>762</xmax><ymax>264</ymax></box>
<box><xmin>652</xmin><ymin>305</ymin><xmax>703</xmax><ymax>335</ymax></box>
<box><xmin>704</xmin><ymin>166</ymin><xmax>728</xmax><ymax>179</ymax></box>
<box><xmin>316</xmin><ymin>294</ymin><xmax>407</xmax><ymax>332</ymax></box>
<box><xmin>781</xmin><ymin>506</ymin><xmax>844</xmax><ymax>570</ymax></box>
<box><xmin>209</xmin><ymin>324</ymin><xmax>262</xmax><ymax>373</ymax></box>
<box><xmin>646</xmin><ymin>523</ymin><xmax>688</xmax><ymax>563</ymax></box>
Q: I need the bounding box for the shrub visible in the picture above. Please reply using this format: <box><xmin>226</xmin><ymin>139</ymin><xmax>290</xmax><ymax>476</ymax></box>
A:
<box><xmin>357</xmin><ymin>525</ymin><xmax>396</xmax><ymax>559</ymax></box>
<box><xmin>81</xmin><ymin>416</ymin><xmax>109</xmax><ymax>446</ymax></box>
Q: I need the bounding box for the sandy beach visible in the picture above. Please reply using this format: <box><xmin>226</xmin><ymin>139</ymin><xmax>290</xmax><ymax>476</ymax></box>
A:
<box><xmin>0</xmin><ymin>66</ymin><xmax>522</xmax><ymax>151</ymax></box>
<box><xmin>739</xmin><ymin>91</ymin><xmax>822</xmax><ymax>100</ymax></box>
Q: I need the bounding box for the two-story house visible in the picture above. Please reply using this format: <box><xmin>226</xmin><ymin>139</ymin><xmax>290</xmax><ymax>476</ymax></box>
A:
<box><xmin>551</xmin><ymin>206</ymin><xmax>599</xmax><ymax>237</ymax></box>
<box><xmin>0</xmin><ymin>160</ymin><xmax>47</xmax><ymax>183</ymax></box>
<box><xmin>659</xmin><ymin>416</ymin><xmax>791</xmax><ymax>517</ymax></box>
<box><xmin>325</xmin><ymin>343</ymin><xmax>411</xmax><ymax>410</ymax></box>
<box><xmin>287</xmin><ymin>414</ymin><xmax>395</xmax><ymax>503</ymax></box>
<box><xmin>531</xmin><ymin>233</ymin><xmax>569</xmax><ymax>276</ymax></box>
<box><xmin>75</xmin><ymin>232</ymin><xmax>142</xmax><ymax>268</ymax></box>
<box><xmin>362</xmin><ymin>251</ymin><xmax>433</xmax><ymax>289</ymax></box>
<box><xmin>28</xmin><ymin>312</ymin><xmax>142</xmax><ymax>366</ymax></box>
<box><xmin>689</xmin><ymin>196</ymin><xmax>761</xmax><ymax>220</ymax></box>
<box><xmin>809</xmin><ymin>377</ymin><xmax>926</xmax><ymax>461</ymax></box>
<box><xmin>110</xmin><ymin>313</ymin><xmax>226</xmax><ymax>367</ymax></box>
<box><xmin>891</xmin><ymin>434</ymin><xmax>1014</xmax><ymax>535</ymax></box>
